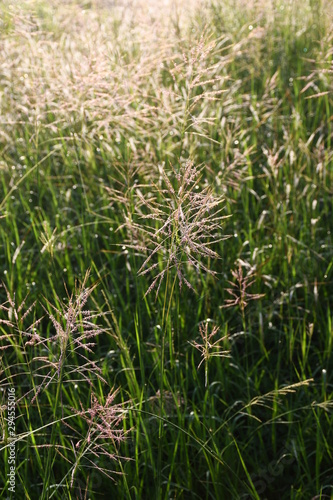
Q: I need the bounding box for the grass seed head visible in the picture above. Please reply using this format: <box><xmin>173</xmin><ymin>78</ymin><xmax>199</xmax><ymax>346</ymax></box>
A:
<box><xmin>123</xmin><ymin>160</ymin><xmax>229</xmax><ymax>297</ymax></box>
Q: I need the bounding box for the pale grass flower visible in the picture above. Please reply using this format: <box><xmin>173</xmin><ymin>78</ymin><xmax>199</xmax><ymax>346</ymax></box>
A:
<box><xmin>189</xmin><ymin>321</ymin><xmax>230</xmax><ymax>387</ymax></box>
<box><xmin>124</xmin><ymin>160</ymin><xmax>229</xmax><ymax>297</ymax></box>
<box><xmin>40</xmin><ymin>387</ymin><xmax>129</xmax><ymax>488</ymax></box>
<box><xmin>221</xmin><ymin>263</ymin><xmax>265</xmax><ymax>312</ymax></box>
<box><xmin>23</xmin><ymin>270</ymin><xmax>107</xmax><ymax>403</ymax></box>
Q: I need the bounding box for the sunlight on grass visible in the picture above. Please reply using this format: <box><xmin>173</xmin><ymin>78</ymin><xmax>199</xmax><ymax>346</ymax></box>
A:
<box><xmin>0</xmin><ymin>0</ymin><xmax>332</xmax><ymax>498</ymax></box>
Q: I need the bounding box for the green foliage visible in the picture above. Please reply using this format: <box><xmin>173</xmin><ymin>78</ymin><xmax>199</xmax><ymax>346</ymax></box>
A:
<box><xmin>0</xmin><ymin>0</ymin><xmax>332</xmax><ymax>498</ymax></box>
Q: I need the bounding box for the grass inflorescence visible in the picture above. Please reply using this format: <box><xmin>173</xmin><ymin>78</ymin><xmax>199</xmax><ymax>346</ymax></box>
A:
<box><xmin>0</xmin><ymin>0</ymin><xmax>332</xmax><ymax>498</ymax></box>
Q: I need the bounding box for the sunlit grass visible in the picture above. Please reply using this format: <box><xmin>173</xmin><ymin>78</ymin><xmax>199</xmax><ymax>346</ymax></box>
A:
<box><xmin>0</xmin><ymin>0</ymin><xmax>332</xmax><ymax>498</ymax></box>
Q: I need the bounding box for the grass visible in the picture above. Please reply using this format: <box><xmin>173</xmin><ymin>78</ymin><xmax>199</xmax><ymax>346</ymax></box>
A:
<box><xmin>0</xmin><ymin>0</ymin><xmax>332</xmax><ymax>498</ymax></box>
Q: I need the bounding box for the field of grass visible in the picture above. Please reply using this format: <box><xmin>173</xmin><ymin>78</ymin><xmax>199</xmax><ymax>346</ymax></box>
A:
<box><xmin>0</xmin><ymin>0</ymin><xmax>332</xmax><ymax>498</ymax></box>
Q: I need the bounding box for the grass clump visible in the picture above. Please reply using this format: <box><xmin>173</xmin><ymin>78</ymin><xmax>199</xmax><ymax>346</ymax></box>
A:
<box><xmin>0</xmin><ymin>0</ymin><xmax>332</xmax><ymax>498</ymax></box>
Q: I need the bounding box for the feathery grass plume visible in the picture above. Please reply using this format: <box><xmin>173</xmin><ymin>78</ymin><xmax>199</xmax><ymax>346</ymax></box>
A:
<box><xmin>0</xmin><ymin>284</ymin><xmax>37</xmax><ymax>342</ymax></box>
<box><xmin>153</xmin><ymin>26</ymin><xmax>231</xmax><ymax>155</ymax></box>
<box><xmin>24</xmin><ymin>270</ymin><xmax>107</xmax><ymax>403</ymax></box>
<box><xmin>221</xmin><ymin>262</ymin><xmax>265</xmax><ymax>312</ymax></box>
<box><xmin>0</xmin><ymin>0</ymin><xmax>203</xmax><ymax>162</ymax></box>
<box><xmin>189</xmin><ymin>321</ymin><xmax>230</xmax><ymax>387</ymax></box>
<box><xmin>124</xmin><ymin>159</ymin><xmax>230</xmax><ymax>297</ymax></box>
<box><xmin>103</xmin><ymin>160</ymin><xmax>151</xmax><ymax>243</ymax></box>
<box><xmin>0</xmin><ymin>284</ymin><xmax>38</xmax><ymax>391</ymax></box>
<box><xmin>68</xmin><ymin>388</ymin><xmax>128</xmax><ymax>487</ymax></box>
<box><xmin>244</xmin><ymin>379</ymin><xmax>314</xmax><ymax>415</ymax></box>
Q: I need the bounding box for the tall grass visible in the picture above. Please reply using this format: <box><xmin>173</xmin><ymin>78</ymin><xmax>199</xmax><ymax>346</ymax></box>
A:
<box><xmin>0</xmin><ymin>0</ymin><xmax>332</xmax><ymax>498</ymax></box>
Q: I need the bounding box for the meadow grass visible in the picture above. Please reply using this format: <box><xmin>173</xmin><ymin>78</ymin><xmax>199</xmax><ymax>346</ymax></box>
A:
<box><xmin>0</xmin><ymin>0</ymin><xmax>332</xmax><ymax>498</ymax></box>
